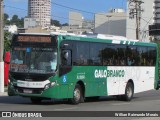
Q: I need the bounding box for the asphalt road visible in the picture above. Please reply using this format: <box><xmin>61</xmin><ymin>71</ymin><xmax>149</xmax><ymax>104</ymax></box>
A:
<box><xmin>0</xmin><ymin>90</ymin><xmax>160</xmax><ymax>120</ymax></box>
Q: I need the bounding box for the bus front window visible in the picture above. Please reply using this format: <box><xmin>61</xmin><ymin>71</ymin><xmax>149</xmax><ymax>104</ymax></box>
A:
<box><xmin>30</xmin><ymin>48</ymin><xmax>57</xmax><ymax>73</ymax></box>
<box><xmin>10</xmin><ymin>47</ymin><xmax>57</xmax><ymax>74</ymax></box>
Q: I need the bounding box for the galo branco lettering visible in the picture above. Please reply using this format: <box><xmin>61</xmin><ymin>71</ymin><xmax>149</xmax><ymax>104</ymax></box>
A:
<box><xmin>94</xmin><ymin>69</ymin><xmax>125</xmax><ymax>78</ymax></box>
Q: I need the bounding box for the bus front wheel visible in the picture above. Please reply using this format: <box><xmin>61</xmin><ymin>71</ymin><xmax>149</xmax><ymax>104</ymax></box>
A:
<box><xmin>69</xmin><ymin>84</ymin><xmax>83</xmax><ymax>104</ymax></box>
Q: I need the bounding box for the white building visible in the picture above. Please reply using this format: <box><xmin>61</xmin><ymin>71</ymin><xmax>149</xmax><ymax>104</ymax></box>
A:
<box><xmin>94</xmin><ymin>1</ymin><xmax>154</xmax><ymax>41</ymax></box>
<box><xmin>24</xmin><ymin>18</ymin><xmax>40</xmax><ymax>29</ymax></box>
<box><xmin>94</xmin><ymin>9</ymin><xmax>126</xmax><ymax>36</ymax></box>
<box><xmin>28</xmin><ymin>0</ymin><xmax>51</xmax><ymax>27</ymax></box>
<box><xmin>149</xmin><ymin>0</ymin><xmax>160</xmax><ymax>39</ymax></box>
<box><xmin>82</xmin><ymin>19</ymin><xmax>94</xmax><ymax>29</ymax></box>
<box><xmin>4</xmin><ymin>25</ymin><xmax>17</xmax><ymax>33</ymax></box>
<box><xmin>69</xmin><ymin>11</ymin><xmax>83</xmax><ymax>28</ymax></box>
<box><xmin>126</xmin><ymin>0</ymin><xmax>154</xmax><ymax>41</ymax></box>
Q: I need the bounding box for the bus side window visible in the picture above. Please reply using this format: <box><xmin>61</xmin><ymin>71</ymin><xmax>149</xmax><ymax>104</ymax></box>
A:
<box><xmin>148</xmin><ymin>47</ymin><xmax>156</xmax><ymax>66</ymax></box>
<box><xmin>138</xmin><ymin>47</ymin><xmax>148</xmax><ymax>66</ymax></box>
<box><xmin>73</xmin><ymin>42</ymin><xmax>89</xmax><ymax>66</ymax></box>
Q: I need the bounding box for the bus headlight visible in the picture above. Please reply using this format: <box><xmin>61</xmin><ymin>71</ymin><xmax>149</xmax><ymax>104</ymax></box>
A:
<box><xmin>44</xmin><ymin>81</ymin><xmax>57</xmax><ymax>90</ymax></box>
<box><xmin>51</xmin><ymin>81</ymin><xmax>57</xmax><ymax>87</ymax></box>
<box><xmin>8</xmin><ymin>79</ymin><xmax>13</xmax><ymax>86</ymax></box>
<box><xmin>44</xmin><ymin>83</ymin><xmax>50</xmax><ymax>90</ymax></box>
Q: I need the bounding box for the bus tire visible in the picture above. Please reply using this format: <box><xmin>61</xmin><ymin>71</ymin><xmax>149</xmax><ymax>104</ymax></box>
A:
<box><xmin>123</xmin><ymin>82</ymin><xmax>134</xmax><ymax>101</ymax></box>
<box><xmin>69</xmin><ymin>84</ymin><xmax>83</xmax><ymax>105</ymax></box>
<box><xmin>30</xmin><ymin>97</ymin><xmax>42</xmax><ymax>104</ymax></box>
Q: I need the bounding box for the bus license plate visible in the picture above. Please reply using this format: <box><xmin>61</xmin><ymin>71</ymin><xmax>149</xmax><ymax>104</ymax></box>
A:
<box><xmin>23</xmin><ymin>89</ymin><xmax>32</xmax><ymax>94</ymax></box>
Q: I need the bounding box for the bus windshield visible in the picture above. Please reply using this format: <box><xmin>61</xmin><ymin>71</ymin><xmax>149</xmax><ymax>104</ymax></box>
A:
<box><xmin>10</xmin><ymin>47</ymin><xmax>57</xmax><ymax>74</ymax></box>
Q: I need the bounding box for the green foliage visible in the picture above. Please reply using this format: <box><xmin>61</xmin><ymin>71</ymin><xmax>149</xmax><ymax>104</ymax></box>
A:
<box><xmin>51</xmin><ymin>19</ymin><xmax>68</xmax><ymax>27</ymax></box>
<box><xmin>4</xmin><ymin>32</ymin><xmax>11</xmax><ymax>51</ymax></box>
<box><xmin>4</xmin><ymin>13</ymin><xmax>24</xmax><ymax>28</ymax></box>
<box><xmin>62</xmin><ymin>23</ymin><xmax>69</xmax><ymax>26</ymax></box>
<box><xmin>4</xmin><ymin>13</ymin><xmax>10</xmax><ymax>25</ymax></box>
<box><xmin>51</xmin><ymin>19</ymin><xmax>61</xmax><ymax>27</ymax></box>
<box><xmin>4</xmin><ymin>13</ymin><xmax>9</xmax><ymax>21</ymax></box>
<box><xmin>4</xmin><ymin>13</ymin><xmax>66</xmax><ymax>28</ymax></box>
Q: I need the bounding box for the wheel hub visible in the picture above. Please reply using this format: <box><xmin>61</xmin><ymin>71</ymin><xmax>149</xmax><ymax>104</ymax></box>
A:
<box><xmin>74</xmin><ymin>88</ymin><xmax>80</xmax><ymax>102</ymax></box>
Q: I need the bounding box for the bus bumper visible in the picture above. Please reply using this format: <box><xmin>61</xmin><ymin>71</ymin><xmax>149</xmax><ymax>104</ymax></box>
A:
<box><xmin>8</xmin><ymin>82</ymin><xmax>71</xmax><ymax>99</ymax></box>
<box><xmin>8</xmin><ymin>82</ymin><xmax>16</xmax><ymax>96</ymax></box>
<box><xmin>10</xmin><ymin>85</ymin><xmax>59</xmax><ymax>98</ymax></box>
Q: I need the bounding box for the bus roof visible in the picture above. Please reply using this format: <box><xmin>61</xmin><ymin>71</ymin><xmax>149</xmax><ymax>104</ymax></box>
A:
<box><xmin>16</xmin><ymin>33</ymin><xmax>156</xmax><ymax>47</ymax></box>
<box><xmin>18</xmin><ymin>33</ymin><xmax>138</xmax><ymax>41</ymax></box>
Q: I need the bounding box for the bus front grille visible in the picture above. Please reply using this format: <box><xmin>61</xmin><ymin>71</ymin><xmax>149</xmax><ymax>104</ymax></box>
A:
<box><xmin>15</xmin><ymin>87</ymin><xmax>43</xmax><ymax>94</ymax></box>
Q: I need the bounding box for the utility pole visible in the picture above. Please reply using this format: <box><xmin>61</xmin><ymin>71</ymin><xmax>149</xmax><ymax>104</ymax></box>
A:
<box><xmin>0</xmin><ymin>0</ymin><xmax>4</xmax><ymax>93</ymax></box>
<box><xmin>129</xmin><ymin>0</ymin><xmax>144</xmax><ymax>40</ymax></box>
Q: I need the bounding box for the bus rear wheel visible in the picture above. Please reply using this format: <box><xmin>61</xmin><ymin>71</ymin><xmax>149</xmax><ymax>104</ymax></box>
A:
<box><xmin>116</xmin><ymin>82</ymin><xmax>134</xmax><ymax>101</ymax></box>
<box><xmin>123</xmin><ymin>82</ymin><xmax>134</xmax><ymax>101</ymax></box>
<box><xmin>69</xmin><ymin>84</ymin><xmax>83</xmax><ymax>104</ymax></box>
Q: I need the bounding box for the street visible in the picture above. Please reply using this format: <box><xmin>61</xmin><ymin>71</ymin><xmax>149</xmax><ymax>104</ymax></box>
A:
<box><xmin>0</xmin><ymin>90</ymin><xmax>160</xmax><ymax>111</ymax></box>
<box><xmin>0</xmin><ymin>90</ymin><xmax>160</xmax><ymax>120</ymax></box>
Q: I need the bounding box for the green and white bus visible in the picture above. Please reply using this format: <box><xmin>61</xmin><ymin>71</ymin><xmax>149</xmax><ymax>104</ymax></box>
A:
<box><xmin>7</xmin><ymin>33</ymin><xmax>160</xmax><ymax>104</ymax></box>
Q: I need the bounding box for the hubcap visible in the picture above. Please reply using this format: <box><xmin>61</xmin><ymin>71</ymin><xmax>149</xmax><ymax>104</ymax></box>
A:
<box><xmin>74</xmin><ymin>88</ymin><xmax>80</xmax><ymax>102</ymax></box>
<box><xmin>127</xmin><ymin>86</ymin><xmax>132</xmax><ymax>98</ymax></box>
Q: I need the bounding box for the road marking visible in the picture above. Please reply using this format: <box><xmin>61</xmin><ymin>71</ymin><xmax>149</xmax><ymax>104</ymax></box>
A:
<box><xmin>112</xmin><ymin>103</ymin><xmax>130</xmax><ymax>106</ymax></box>
<box><xmin>54</xmin><ymin>107</ymin><xmax>78</xmax><ymax>111</ymax></box>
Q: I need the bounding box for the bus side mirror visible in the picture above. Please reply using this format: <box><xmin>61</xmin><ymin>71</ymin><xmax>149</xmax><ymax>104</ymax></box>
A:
<box><xmin>62</xmin><ymin>50</ymin><xmax>69</xmax><ymax>60</ymax></box>
<box><xmin>59</xmin><ymin>50</ymin><xmax>72</xmax><ymax>76</ymax></box>
<box><xmin>3</xmin><ymin>52</ymin><xmax>10</xmax><ymax>64</ymax></box>
<box><xmin>61</xmin><ymin>50</ymin><xmax>71</xmax><ymax>66</ymax></box>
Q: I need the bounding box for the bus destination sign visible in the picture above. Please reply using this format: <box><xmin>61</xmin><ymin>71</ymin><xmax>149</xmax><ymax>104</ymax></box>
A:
<box><xmin>17</xmin><ymin>35</ymin><xmax>51</xmax><ymax>43</ymax></box>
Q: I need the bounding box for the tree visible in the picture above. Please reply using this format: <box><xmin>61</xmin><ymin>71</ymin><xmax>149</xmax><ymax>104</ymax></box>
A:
<box><xmin>62</xmin><ymin>23</ymin><xmax>69</xmax><ymax>26</ymax></box>
<box><xmin>11</xmin><ymin>15</ymin><xmax>19</xmax><ymax>25</ymax></box>
<box><xmin>51</xmin><ymin>19</ymin><xmax>61</xmax><ymax>27</ymax></box>
<box><xmin>4</xmin><ymin>32</ymin><xmax>11</xmax><ymax>51</ymax></box>
<box><xmin>19</xmin><ymin>18</ymin><xmax>24</xmax><ymax>28</ymax></box>
<box><xmin>4</xmin><ymin>13</ymin><xmax>10</xmax><ymax>25</ymax></box>
<box><xmin>4</xmin><ymin>13</ymin><xmax>9</xmax><ymax>21</ymax></box>
<box><xmin>9</xmin><ymin>15</ymin><xmax>24</xmax><ymax>28</ymax></box>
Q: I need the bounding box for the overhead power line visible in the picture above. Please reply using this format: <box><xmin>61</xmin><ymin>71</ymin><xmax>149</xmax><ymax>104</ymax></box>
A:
<box><xmin>4</xmin><ymin>4</ymin><xmax>151</xmax><ymax>30</ymax></box>
<box><xmin>3</xmin><ymin>5</ymin><xmax>121</xmax><ymax>24</ymax></box>
<box><xmin>51</xmin><ymin>2</ymin><xmax>129</xmax><ymax>18</ymax></box>
<box><xmin>4</xmin><ymin>5</ymin><xmax>27</xmax><ymax>11</ymax></box>
<box><xmin>51</xmin><ymin>2</ymin><xmax>94</xmax><ymax>14</ymax></box>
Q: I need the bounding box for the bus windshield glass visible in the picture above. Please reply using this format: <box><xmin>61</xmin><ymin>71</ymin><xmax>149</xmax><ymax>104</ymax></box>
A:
<box><xmin>10</xmin><ymin>47</ymin><xmax>57</xmax><ymax>74</ymax></box>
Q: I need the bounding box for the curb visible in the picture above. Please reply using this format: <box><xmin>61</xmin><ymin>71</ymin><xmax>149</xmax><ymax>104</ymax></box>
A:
<box><xmin>0</xmin><ymin>92</ymin><xmax>8</xmax><ymax>96</ymax></box>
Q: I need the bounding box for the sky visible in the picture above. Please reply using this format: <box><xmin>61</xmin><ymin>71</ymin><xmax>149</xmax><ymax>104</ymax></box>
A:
<box><xmin>4</xmin><ymin>0</ymin><xmax>127</xmax><ymax>24</ymax></box>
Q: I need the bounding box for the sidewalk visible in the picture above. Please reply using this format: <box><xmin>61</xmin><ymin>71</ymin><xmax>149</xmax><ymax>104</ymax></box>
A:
<box><xmin>0</xmin><ymin>92</ymin><xmax>7</xmax><ymax>96</ymax></box>
<box><xmin>0</xmin><ymin>86</ymin><xmax>8</xmax><ymax>96</ymax></box>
